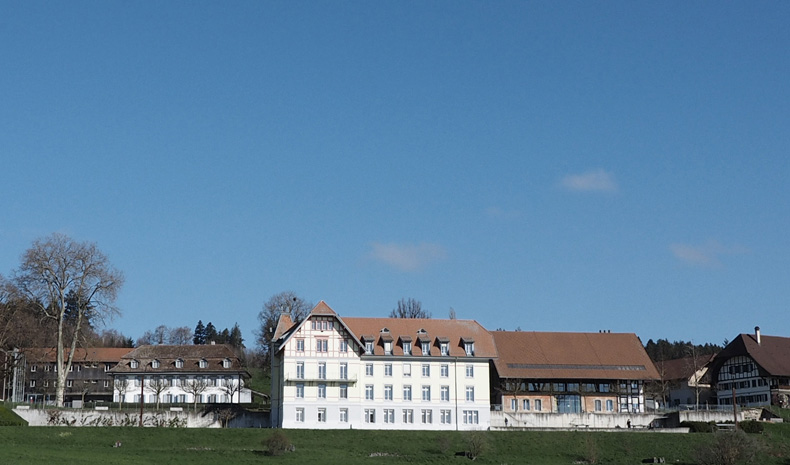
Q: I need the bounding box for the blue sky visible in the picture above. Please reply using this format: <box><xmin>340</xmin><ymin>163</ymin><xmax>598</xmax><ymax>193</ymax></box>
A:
<box><xmin>2</xmin><ymin>2</ymin><xmax>788</xmax><ymax>348</ymax></box>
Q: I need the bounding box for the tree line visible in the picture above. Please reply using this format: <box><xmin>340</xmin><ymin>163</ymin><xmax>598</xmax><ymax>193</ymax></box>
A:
<box><xmin>643</xmin><ymin>338</ymin><xmax>722</xmax><ymax>362</ymax></box>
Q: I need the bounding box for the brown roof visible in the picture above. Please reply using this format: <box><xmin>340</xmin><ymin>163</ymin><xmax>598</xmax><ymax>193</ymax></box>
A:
<box><xmin>341</xmin><ymin>317</ymin><xmax>497</xmax><ymax>357</ymax></box>
<box><xmin>492</xmin><ymin>331</ymin><xmax>659</xmax><ymax>381</ymax></box>
<box><xmin>709</xmin><ymin>332</ymin><xmax>790</xmax><ymax>378</ymax></box>
<box><xmin>23</xmin><ymin>347</ymin><xmax>133</xmax><ymax>363</ymax></box>
<box><xmin>273</xmin><ymin>313</ymin><xmax>296</xmax><ymax>341</ymax></box>
<box><xmin>656</xmin><ymin>355</ymin><xmax>715</xmax><ymax>381</ymax></box>
<box><xmin>110</xmin><ymin>344</ymin><xmax>247</xmax><ymax>375</ymax></box>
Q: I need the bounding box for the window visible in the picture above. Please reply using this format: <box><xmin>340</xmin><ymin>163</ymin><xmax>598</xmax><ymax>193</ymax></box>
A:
<box><xmin>422</xmin><ymin>364</ymin><xmax>430</xmax><ymax>377</ymax></box>
<box><xmin>296</xmin><ymin>362</ymin><xmax>305</xmax><ymax>379</ymax></box>
<box><xmin>296</xmin><ymin>384</ymin><xmax>304</xmax><ymax>398</ymax></box>
<box><xmin>403</xmin><ymin>409</ymin><xmax>414</xmax><ymax>423</ymax></box>
<box><xmin>466</xmin><ymin>386</ymin><xmax>475</xmax><ymax>402</ymax></box>
<box><xmin>30</xmin><ymin>380</ymin><xmax>36</xmax><ymax>388</ymax></box>
<box><xmin>340</xmin><ymin>384</ymin><xmax>348</xmax><ymax>399</ymax></box>
<box><xmin>403</xmin><ymin>385</ymin><xmax>412</xmax><ymax>401</ymax></box>
<box><xmin>595</xmin><ymin>400</ymin><xmax>602</xmax><ymax>412</ymax></box>
<box><xmin>384</xmin><ymin>385</ymin><xmax>393</xmax><ymax>401</ymax></box>
<box><xmin>318</xmin><ymin>408</ymin><xmax>326</xmax><ymax>422</ymax></box>
<box><xmin>421</xmin><ymin>409</ymin><xmax>432</xmax><ymax>424</ymax></box>
<box><xmin>421</xmin><ymin>342</ymin><xmax>430</xmax><ymax>355</ymax></box>
<box><xmin>365</xmin><ymin>409</ymin><xmax>376</xmax><ymax>423</ymax></box>
<box><xmin>365</xmin><ymin>341</ymin><xmax>374</xmax><ymax>354</ymax></box>
<box><xmin>523</xmin><ymin>399</ymin><xmax>530</xmax><ymax>411</ymax></box>
<box><xmin>175</xmin><ymin>359</ymin><xmax>184</xmax><ymax>368</ymax></box>
<box><xmin>466</xmin><ymin>365</ymin><xmax>474</xmax><ymax>378</ymax></box>
<box><xmin>296</xmin><ymin>338</ymin><xmax>305</xmax><ymax>352</ymax></box>
<box><xmin>316</xmin><ymin>339</ymin><xmax>328</xmax><ymax>352</ymax></box>
<box><xmin>422</xmin><ymin>385</ymin><xmax>431</xmax><ymax>401</ymax></box>
<box><xmin>403</xmin><ymin>342</ymin><xmax>412</xmax><ymax>355</ymax></box>
<box><xmin>441</xmin><ymin>386</ymin><xmax>450</xmax><ymax>401</ymax></box>
<box><xmin>440</xmin><ymin>342</ymin><xmax>449</xmax><ymax>356</ymax></box>
<box><xmin>440</xmin><ymin>409</ymin><xmax>452</xmax><ymax>424</ymax></box>
<box><xmin>30</xmin><ymin>365</ymin><xmax>37</xmax><ymax>372</ymax></box>
<box><xmin>403</xmin><ymin>363</ymin><xmax>411</xmax><ymax>377</ymax></box>
<box><xmin>105</xmin><ymin>363</ymin><xmax>112</xmax><ymax>372</ymax></box>
<box><xmin>339</xmin><ymin>339</ymin><xmax>348</xmax><ymax>352</ymax></box>
<box><xmin>223</xmin><ymin>358</ymin><xmax>231</xmax><ymax>368</ymax></box>
<box><xmin>384</xmin><ymin>341</ymin><xmax>393</xmax><ymax>355</ymax></box>
<box><xmin>464</xmin><ymin>342</ymin><xmax>475</xmax><ymax>356</ymax></box>
<box><xmin>384</xmin><ymin>409</ymin><xmax>395</xmax><ymax>423</ymax></box>
<box><xmin>318</xmin><ymin>384</ymin><xmax>326</xmax><ymax>398</ymax></box>
<box><xmin>340</xmin><ymin>408</ymin><xmax>348</xmax><ymax>422</ymax></box>
<box><xmin>384</xmin><ymin>363</ymin><xmax>393</xmax><ymax>376</ymax></box>
<box><xmin>463</xmin><ymin>410</ymin><xmax>479</xmax><ymax>424</ymax></box>
<box><xmin>511</xmin><ymin>398</ymin><xmax>518</xmax><ymax>411</ymax></box>
<box><xmin>296</xmin><ymin>408</ymin><xmax>304</xmax><ymax>422</ymax></box>
<box><xmin>318</xmin><ymin>362</ymin><xmax>326</xmax><ymax>379</ymax></box>
<box><xmin>441</xmin><ymin>364</ymin><xmax>449</xmax><ymax>377</ymax></box>
<box><xmin>104</xmin><ymin>380</ymin><xmax>110</xmax><ymax>388</ymax></box>
<box><xmin>340</xmin><ymin>363</ymin><xmax>348</xmax><ymax>380</ymax></box>
<box><xmin>366</xmin><ymin>363</ymin><xmax>374</xmax><ymax>376</ymax></box>
<box><xmin>151</xmin><ymin>359</ymin><xmax>160</xmax><ymax>369</ymax></box>
<box><xmin>535</xmin><ymin>399</ymin><xmax>542</xmax><ymax>411</ymax></box>
<box><xmin>199</xmin><ymin>359</ymin><xmax>208</xmax><ymax>368</ymax></box>
<box><xmin>365</xmin><ymin>385</ymin><xmax>374</xmax><ymax>400</ymax></box>
<box><xmin>130</xmin><ymin>360</ymin><xmax>139</xmax><ymax>369</ymax></box>
<box><xmin>606</xmin><ymin>400</ymin><xmax>614</xmax><ymax>412</ymax></box>
<box><xmin>67</xmin><ymin>380</ymin><xmax>73</xmax><ymax>387</ymax></box>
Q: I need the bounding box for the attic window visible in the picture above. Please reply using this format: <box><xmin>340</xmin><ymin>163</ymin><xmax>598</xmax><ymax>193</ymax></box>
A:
<box><xmin>421</xmin><ymin>341</ymin><xmax>431</xmax><ymax>356</ymax></box>
<box><xmin>440</xmin><ymin>342</ymin><xmax>449</xmax><ymax>356</ymax></box>
<box><xmin>365</xmin><ymin>341</ymin><xmax>374</xmax><ymax>355</ymax></box>
<box><xmin>151</xmin><ymin>359</ymin><xmax>160</xmax><ymax>369</ymax></box>
<box><xmin>223</xmin><ymin>358</ymin><xmax>232</xmax><ymax>368</ymax></box>
<box><xmin>417</xmin><ymin>328</ymin><xmax>427</xmax><ymax>335</ymax></box>
<box><xmin>464</xmin><ymin>342</ymin><xmax>475</xmax><ymax>356</ymax></box>
<box><xmin>130</xmin><ymin>360</ymin><xmax>139</xmax><ymax>369</ymax></box>
<box><xmin>175</xmin><ymin>359</ymin><xmax>184</xmax><ymax>368</ymax></box>
<box><xmin>384</xmin><ymin>341</ymin><xmax>393</xmax><ymax>355</ymax></box>
<box><xmin>381</xmin><ymin>327</ymin><xmax>390</xmax><ymax>333</ymax></box>
<box><xmin>199</xmin><ymin>359</ymin><xmax>208</xmax><ymax>368</ymax></box>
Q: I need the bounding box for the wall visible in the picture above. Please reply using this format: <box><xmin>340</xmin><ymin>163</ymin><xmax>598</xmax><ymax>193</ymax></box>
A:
<box><xmin>492</xmin><ymin>410</ymin><xmax>657</xmax><ymax>429</ymax></box>
<box><xmin>13</xmin><ymin>406</ymin><xmax>220</xmax><ymax>428</ymax></box>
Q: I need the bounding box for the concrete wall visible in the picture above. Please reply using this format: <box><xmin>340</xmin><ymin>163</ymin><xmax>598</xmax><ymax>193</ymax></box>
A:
<box><xmin>13</xmin><ymin>406</ymin><xmax>220</xmax><ymax>428</ymax></box>
<box><xmin>492</xmin><ymin>410</ymin><xmax>657</xmax><ymax>429</ymax></box>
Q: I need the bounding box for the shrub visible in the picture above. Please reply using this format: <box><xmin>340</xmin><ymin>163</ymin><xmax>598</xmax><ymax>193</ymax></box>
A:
<box><xmin>263</xmin><ymin>430</ymin><xmax>293</xmax><ymax>456</ymax></box>
<box><xmin>681</xmin><ymin>421</ymin><xmax>716</xmax><ymax>433</ymax></box>
<box><xmin>738</xmin><ymin>421</ymin><xmax>764</xmax><ymax>434</ymax></box>
<box><xmin>694</xmin><ymin>430</ymin><xmax>764</xmax><ymax>465</ymax></box>
<box><xmin>463</xmin><ymin>431</ymin><xmax>489</xmax><ymax>460</ymax></box>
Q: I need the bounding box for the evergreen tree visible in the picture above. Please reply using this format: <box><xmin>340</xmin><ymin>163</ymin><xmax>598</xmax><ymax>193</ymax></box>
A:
<box><xmin>193</xmin><ymin>320</ymin><xmax>206</xmax><ymax>345</ymax></box>
<box><xmin>205</xmin><ymin>322</ymin><xmax>218</xmax><ymax>344</ymax></box>
<box><xmin>229</xmin><ymin>323</ymin><xmax>244</xmax><ymax>348</ymax></box>
<box><xmin>218</xmin><ymin>328</ymin><xmax>230</xmax><ymax>344</ymax></box>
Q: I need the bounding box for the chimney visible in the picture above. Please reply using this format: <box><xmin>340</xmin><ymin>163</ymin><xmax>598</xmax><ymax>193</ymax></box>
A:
<box><xmin>755</xmin><ymin>326</ymin><xmax>761</xmax><ymax>345</ymax></box>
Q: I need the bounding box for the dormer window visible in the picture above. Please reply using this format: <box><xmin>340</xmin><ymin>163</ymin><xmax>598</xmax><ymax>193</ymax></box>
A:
<box><xmin>130</xmin><ymin>360</ymin><xmax>139</xmax><ymax>369</ymax></box>
<box><xmin>440</xmin><ymin>342</ymin><xmax>449</xmax><ymax>356</ymax></box>
<box><xmin>175</xmin><ymin>358</ymin><xmax>184</xmax><ymax>368</ymax></box>
<box><xmin>151</xmin><ymin>359</ymin><xmax>160</xmax><ymax>369</ymax></box>
<box><xmin>463</xmin><ymin>339</ymin><xmax>475</xmax><ymax>356</ymax></box>
<box><xmin>199</xmin><ymin>359</ymin><xmax>208</xmax><ymax>368</ymax></box>
<box><xmin>417</xmin><ymin>328</ymin><xmax>427</xmax><ymax>335</ymax></box>
<box><xmin>403</xmin><ymin>341</ymin><xmax>412</xmax><ymax>355</ymax></box>
<box><xmin>365</xmin><ymin>341</ymin><xmax>374</xmax><ymax>354</ymax></box>
<box><xmin>384</xmin><ymin>341</ymin><xmax>393</xmax><ymax>355</ymax></box>
<box><xmin>421</xmin><ymin>341</ymin><xmax>430</xmax><ymax>356</ymax></box>
<box><xmin>223</xmin><ymin>358</ymin><xmax>232</xmax><ymax>368</ymax></box>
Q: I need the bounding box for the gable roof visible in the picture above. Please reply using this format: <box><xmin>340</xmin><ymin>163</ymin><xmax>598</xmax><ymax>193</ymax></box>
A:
<box><xmin>273</xmin><ymin>301</ymin><xmax>364</xmax><ymax>354</ymax></box>
<box><xmin>341</xmin><ymin>317</ymin><xmax>497</xmax><ymax>357</ymax></box>
<box><xmin>23</xmin><ymin>347</ymin><xmax>133</xmax><ymax>363</ymax></box>
<box><xmin>709</xmin><ymin>332</ymin><xmax>790</xmax><ymax>378</ymax></box>
<box><xmin>492</xmin><ymin>331</ymin><xmax>659</xmax><ymax>381</ymax></box>
<box><xmin>656</xmin><ymin>355</ymin><xmax>715</xmax><ymax>382</ymax></box>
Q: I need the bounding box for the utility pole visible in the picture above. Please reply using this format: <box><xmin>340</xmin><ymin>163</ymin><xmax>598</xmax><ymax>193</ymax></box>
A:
<box><xmin>732</xmin><ymin>385</ymin><xmax>738</xmax><ymax>430</ymax></box>
<box><xmin>139</xmin><ymin>375</ymin><xmax>145</xmax><ymax>427</ymax></box>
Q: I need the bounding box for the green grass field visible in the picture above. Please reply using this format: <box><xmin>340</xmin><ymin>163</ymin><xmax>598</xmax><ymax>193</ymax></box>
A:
<box><xmin>1</xmin><ymin>423</ymin><xmax>789</xmax><ymax>465</ymax></box>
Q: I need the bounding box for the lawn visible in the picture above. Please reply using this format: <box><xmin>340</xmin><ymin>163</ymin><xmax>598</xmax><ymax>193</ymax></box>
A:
<box><xmin>0</xmin><ymin>424</ymin><xmax>788</xmax><ymax>464</ymax></box>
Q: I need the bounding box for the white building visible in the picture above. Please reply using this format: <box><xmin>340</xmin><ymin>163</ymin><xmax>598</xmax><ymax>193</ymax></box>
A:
<box><xmin>271</xmin><ymin>301</ymin><xmax>496</xmax><ymax>430</ymax></box>
<box><xmin>110</xmin><ymin>344</ymin><xmax>251</xmax><ymax>405</ymax></box>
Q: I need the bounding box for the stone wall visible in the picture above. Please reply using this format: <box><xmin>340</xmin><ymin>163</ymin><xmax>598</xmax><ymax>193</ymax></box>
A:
<box><xmin>13</xmin><ymin>406</ymin><xmax>220</xmax><ymax>428</ymax></box>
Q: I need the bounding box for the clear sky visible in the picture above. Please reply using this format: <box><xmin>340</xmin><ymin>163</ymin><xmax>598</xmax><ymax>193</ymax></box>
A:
<box><xmin>2</xmin><ymin>2</ymin><xmax>788</xmax><ymax>348</ymax></box>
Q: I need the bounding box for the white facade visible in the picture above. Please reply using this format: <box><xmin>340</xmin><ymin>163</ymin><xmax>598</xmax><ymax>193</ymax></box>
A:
<box><xmin>272</xmin><ymin>307</ymin><xmax>491</xmax><ymax>430</ymax></box>
<box><xmin>715</xmin><ymin>355</ymin><xmax>771</xmax><ymax>407</ymax></box>
<box><xmin>113</xmin><ymin>373</ymin><xmax>250</xmax><ymax>405</ymax></box>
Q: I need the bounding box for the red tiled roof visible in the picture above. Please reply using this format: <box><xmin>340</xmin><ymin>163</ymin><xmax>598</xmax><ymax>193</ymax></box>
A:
<box><xmin>656</xmin><ymin>355</ymin><xmax>715</xmax><ymax>381</ymax></box>
<box><xmin>492</xmin><ymin>331</ymin><xmax>659</xmax><ymax>381</ymax></box>
<box><xmin>111</xmin><ymin>344</ymin><xmax>246</xmax><ymax>374</ymax></box>
<box><xmin>341</xmin><ymin>317</ymin><xmax>496</xmax><ymax>357</ymax></box>
<box><xmin>710</xmin><ymin>332</ymin><xmax>790</xmax><ymax>378</ymax></box>
<box><xmin>23</xmin><ymin>347</ymin><xmax>133</xmax><ymax>363</ymax></box>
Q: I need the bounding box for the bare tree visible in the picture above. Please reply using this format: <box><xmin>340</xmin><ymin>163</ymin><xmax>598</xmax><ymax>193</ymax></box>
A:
<box><xmin>168</xmin><ymin>326</ymin><xmax>193</xmax><ymax>345</ymax></box>
<box><xmin>114</xmin><ymin>378</ymin><xmax>129</xmax><ymax>410</ymax></box>
<box><xmin>145</xmin><ymin>377</ymin><xmax>168</xmax><ymax>409</ymax></box>
<box><xmin>220</xmin><ymin>377</ymin><xmax>243</xmax><ymax>404</ymax></box>
<box><xmin>14</xmin><ymin>233</ymin><xmax>124</xmax><ymax>407</ymax></box>
<box><xmin>182</xmin><ymin>377</ymin><xmax>209</xmax><ymax>411</ymax></box>
<box><xmin>255</xmin><ymin>291</ymin><xmax>313</xmax><ymax>364</ymax></box>
<box><xmin>389</xmin><ymin>298</ymin><xmax>430</xmax><ymax>319</ymax></box>
<box><xmin>137</xmin><ymin>325</ymin><xmax>193</xmax><ymax>346</ymax></box>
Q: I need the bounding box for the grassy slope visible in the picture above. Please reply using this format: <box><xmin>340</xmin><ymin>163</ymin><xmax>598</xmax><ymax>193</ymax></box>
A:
<box><xmin>0</xmin><ymin>425</ymin><xmax>788</xmax><ymax>464</ymax></box>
